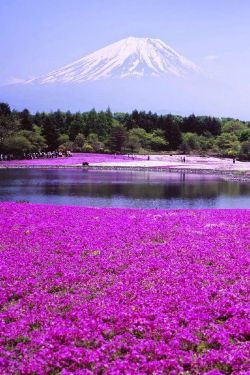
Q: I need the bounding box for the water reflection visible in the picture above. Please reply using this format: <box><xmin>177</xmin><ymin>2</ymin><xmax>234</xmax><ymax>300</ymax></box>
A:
<box><xmin>0</xmin><ymin>169</ymin><xmax>249</xmax><ymax>209</ymax></box>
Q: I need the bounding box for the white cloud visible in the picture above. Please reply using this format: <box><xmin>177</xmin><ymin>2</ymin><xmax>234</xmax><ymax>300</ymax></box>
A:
<box><xmin>204</xmin><ymin>55</ymin><xmax>218</xmax><ymax>61</ymax></box>
<box><xmin>6</xmin><ymin>77</ymin><xmax>27</xmax><ymax>85</ymax></box>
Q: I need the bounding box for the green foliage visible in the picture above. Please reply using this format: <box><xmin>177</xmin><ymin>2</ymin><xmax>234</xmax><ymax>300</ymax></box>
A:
<box><xmin>85</xmin><ymin>108</ymin><xmax>113</xmax><ymax>139</ymax></box>
<box><xmin>74</xmin><ymin>133</ymin><xmax>85</xmax><ymax>150</ymax></box>
<box><xmin>0</xmin><ymin>102</ymin><xmax>249</xmax><ymax>159</ymax></box>
<box><xmin>239</xmin><ymin>128</ymin><xmax>250</xmax><ymax>142</ymax></box>
<box><xmin>162</xmin><ymin>115</ymin><xmax>182</xmax><ymax>150</ymax></box>
<box><xmin>18</xmin><ymin>130</ymin><xmax>46</xmax><ymax>151</ymax></box>
<box><xmin>42</xmin><ymin>117</ymin><xmax>60</xmax><ymax>151</ymax></box>
<box><xmin>128</xmin><ymin>128</ymin><xmax>151</xmax><ymax>149</ymax></box>
<box><xmin>222</xmin><ymin>120</ymin><xmax>247</xmax><ymax>139</ymax></box>
<box><xmin>109</xmin><ymin>125</ymin><xmax>127</xmax><ymax>152</ymax></box>
<box><xmin>0</xmin><ymin>103</ymin><xmax>11</xmax><ymax>116</ymax></box>
<box><xmin>181</xmin><ymin>115</ymin><xmax>221</xmax><ymax>136</ymax></box>
<box><xmin>0</xmin><ymin>107</ymin><xmax>18</xmax><ymax>153</ymax></box>
<box><xmin>126</xmin><ymin>133</ymin><xmax>141</xmax><ymax>153</ymax></box>
<box><xmin>82</xmin><ymin>143</ymin><xmax>94</xmax><ymax>152</ymax></box>
<box><xmin>20</xmin><ymin>109</ymin><xmax>33</xmax><ymax>131</ymax></box>
<box><xmin>180</xmin><ymin>132</ymin><xmax>201</xmax><ymax>153</ymax></box>
<box><xmin>216</xmin><ymin>133</ymin><xmax>240</xmax><ymax>157</ymax></box>
<box><xmin>149</xmin><ymin>130</ymin><xmax>168</xmax><ymax>151</ymax></box>
<box><xmin>58</xmin><ymin>141</ymin><xmax>74</xmax><ymax>153</ymax></box>
<box><xmin>58</xmin><ymin>133</ymin><xmax>72</xmax><ymax>152</ymax></box>
<box><xmin>150</xmin><ymin>135</ymin><xmax>167</xmax><ymax>151</ymax></box>
<box><xmin>3</xmin><ymin>134</ymin><xmax>33</xmax><ymax>156</ymax></box>
<box><xmin>87</xmin><ymin>133</ymin><xmax>104</xmax><ymax>152</ymax></box>
<box><xmin>239</xmin><ymin>141</ymin><xmax>250</xmax><ymax>161</ymax></box>
<box><xmin>58</xmin><ymin>134</ymin><xmax>70</xmax><ymax>145</ymax></box>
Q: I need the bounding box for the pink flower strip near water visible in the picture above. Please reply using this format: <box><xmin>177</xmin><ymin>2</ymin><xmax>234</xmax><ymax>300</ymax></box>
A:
<box><xmin>0</xmin><ymin>153</ymin><xmax>142</xmax><ymax>166</ymax></box>
<box><xmin>0</xmin><ymin>203</ymin><xmax>249</xmax><ymax>374</ymax></box>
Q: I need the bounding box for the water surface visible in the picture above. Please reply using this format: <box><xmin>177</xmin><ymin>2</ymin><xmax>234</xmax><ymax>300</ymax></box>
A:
<box><xmin>0</xmin><ymin>169</ymin><xmax>249</xmax><ymax>209</ymax></box>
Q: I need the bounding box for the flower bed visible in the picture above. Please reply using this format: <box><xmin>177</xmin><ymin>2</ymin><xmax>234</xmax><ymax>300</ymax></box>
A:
<box><xmin>0</xmin><ymin>153</ymin><xmax>142</xmax><ymax>167</ymax></box>
<box><xmin>0</xmin><ymin>203</ymin><xmax>249</xmax><ymax>374</ymax></box>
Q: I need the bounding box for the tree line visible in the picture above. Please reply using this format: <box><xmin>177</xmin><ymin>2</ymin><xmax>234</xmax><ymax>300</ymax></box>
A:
<box><xmin>0</xmin><ymin>102</ymin><xmax>249</xmax><ymax>160</ymax></box>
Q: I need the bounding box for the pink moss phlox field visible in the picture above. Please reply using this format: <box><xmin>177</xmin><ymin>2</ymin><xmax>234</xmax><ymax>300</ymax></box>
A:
<box><xmin>0</xmin><ymin>153</ymin><xmax>142</xmax><ymax>167</ymax></box>
<box><xmin>0</xmin><ymin>203</ymin><xmax>249</xmax><ymax>374</ymax></box>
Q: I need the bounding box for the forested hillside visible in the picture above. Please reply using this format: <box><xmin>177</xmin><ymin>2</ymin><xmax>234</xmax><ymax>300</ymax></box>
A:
<box><xmin>0</xmin><ymin>103</ymin><xmax>249</xmax><ymax>160</ymax></box>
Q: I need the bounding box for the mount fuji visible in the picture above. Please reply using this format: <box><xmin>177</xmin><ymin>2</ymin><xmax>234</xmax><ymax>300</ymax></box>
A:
<box><xmin>1</xmin><ymin>37</ymin><xmax>244</xmax><ymax>117</ymax></box>
<box><xmin>26</xmin><ymin>37</ymin><xmax>201</xmax><ymax>85</ymax></box>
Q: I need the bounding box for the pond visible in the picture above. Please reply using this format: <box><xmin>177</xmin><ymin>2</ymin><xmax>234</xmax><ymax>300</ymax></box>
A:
<box><xmin>0</xmin><ymin>168</ymin><xmax>249</xmax><ymax>209</ymax></box>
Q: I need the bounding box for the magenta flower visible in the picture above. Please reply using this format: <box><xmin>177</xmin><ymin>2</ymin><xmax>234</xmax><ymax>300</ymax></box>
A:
<box><xmin>0</xmin><ymin>203</ymin><xmax>249</xmax><ymax>373</ymax></box>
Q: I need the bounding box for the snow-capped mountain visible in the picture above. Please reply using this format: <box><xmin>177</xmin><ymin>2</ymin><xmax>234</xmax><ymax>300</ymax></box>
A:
<box><xmin>26</xmin><ymin>37</ymin><xmax>200</xmax><ymax>84</ymax></box>
<box><xmin>2</xmin><ymin>36</ymin><xmax>245</xmax><ymax>117</ymax></box>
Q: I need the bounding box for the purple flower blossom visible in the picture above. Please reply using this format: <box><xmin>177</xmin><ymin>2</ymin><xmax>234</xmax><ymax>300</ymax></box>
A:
<box><xmin>0</xmin><ymin>153</ymin><xmax>142</xmax><ymax>167</ymax></box>
<box><xmin>0</xmin><ymin>203</ymin><xmax>249</xmax><ymax>374</ymax></box>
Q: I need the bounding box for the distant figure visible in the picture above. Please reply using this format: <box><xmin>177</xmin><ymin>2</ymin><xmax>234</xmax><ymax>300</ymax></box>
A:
<box><xmin>183</xmin><ymin>156</ymin><xmax>186</xmax><ymax>163</ymax></box>
<box><xmin>233</xmin><ymin>157</ymin><xmax>236</xmax><ymax>164</ymax></box>
<box><xmin>147</xmin><ymin>155</ymin><xmax>150</xmax><ymax>160</ymax></box>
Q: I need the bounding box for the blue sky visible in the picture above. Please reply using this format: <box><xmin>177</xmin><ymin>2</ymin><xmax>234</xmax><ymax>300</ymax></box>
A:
<box><xmin>1</xmin><ymin>1</ymin><xmax>250</xmax><ymax>116</ymax></box>
<box><xmin>1</xmin><ymin>0</ymin><xmax>250</xmax><ymax>85</ymax></box>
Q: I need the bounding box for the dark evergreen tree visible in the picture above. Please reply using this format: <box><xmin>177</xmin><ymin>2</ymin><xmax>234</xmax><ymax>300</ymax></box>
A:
<box><xmin>51</xmin><ymin>110</ymin><xmax>66</xmax><ymax>133</ymax></box>
<box><xmin>0</xmin><ymin>104</ymin><xmax>17</xmax><ymax>152</ymax></box>
<box><xmin>181</xmin><ymin>114</ymin><xmax>202</xmax><ymax>134</ymax></box>
<box><xmin>109</xmin><ymin>125</ymin><xmax>127</xmax><ymax>152</ymax></box>
<box><xmin>204</xmin><ymin>116</ymin><xmax>221</xmax><ymax>136</ymax></box>
<box><xmin>20</xmin><ymin>109</ymin><xmax>33</xmax><ymax>131</ymax></box>
<box><xmin>68</xmin><ymin>118</ymin><xmax>85</xmax><ymax>141</ymax></box>
<box><xmin>42</xmin><ymin>117</ymin><xmax>59</xmax><ymax>150</ymax></box>
<box><xmin>0</xmin><ymin>103</ymin><xmax>11</xmax><ymax>116</ymax></box>
<box><xmin>164</xmin><ymin>115</ymin><xmax>182</xmax><ymax>150</ymax></box>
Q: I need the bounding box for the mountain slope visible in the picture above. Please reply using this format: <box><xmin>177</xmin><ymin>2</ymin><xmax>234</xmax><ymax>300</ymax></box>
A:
<box><xmin>26</xmin><ymin>37</ymin><xmax>200</xmax><ymax>84</ymax></box>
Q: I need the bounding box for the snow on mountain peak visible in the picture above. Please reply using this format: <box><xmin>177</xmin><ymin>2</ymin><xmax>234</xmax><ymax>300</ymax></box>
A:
<box><xmin>26</xmin><ymin>37</ymin><xmax>200</xmax><ymax>84</ymax></box>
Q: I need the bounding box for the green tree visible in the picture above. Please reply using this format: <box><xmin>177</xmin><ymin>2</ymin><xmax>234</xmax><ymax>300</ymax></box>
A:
<box><xmin>51</xmin><ymin>110</ymin><xmax>66</xmax><ymax>133</ymax></box>
<box><xmin>239</xmin><ymin>128</ymin><xmax>250</xmax><ymax>142</ymax></box>
<box><xmin>74</xmin><ymin>133</ymin><xmax>85</xmax><ymax>150</ymax></box>
<box><xmin>68</xmin><ymin>119</ymin><xmax>86</xmax><ymax>141</ymax></box>
<box><xmin>0</xmin><ymin>106</ymin><xmax>18</xmax><ymax>152</ymax></box>
<box><xmin>181</xmin><ymin>114</ymin><xmax>201</xmax><ymax>134</ymax></box>
<box><xmin>239</xmin><ymin>141</ymin><xmax>250</xmax><ymax>161</ymax></box>
<box><xmin>109</xmin><ymin>125</ymin><xmax>127</xmax><ymax>152</ymax></box>
<box><xmin>163</xmin><ymin>115</ymin><xmax>182</xmax><ymax>150</ymax></box>
<box><xmin>3</xmin><ymin>135</ymin><xmax>33</xmax><ymax>156</ymax></box>
<box><xmin>42</xmin><ymin>117</ymin><xmax>59</xmax><ymax>150</ymax></box>
<box><xmin>222</xmin><ymin>120</ymin><xmax>247</xmax><ymax>142</ymax></box>
<box><xmin>216</xmin><ymin>133</ymin><xmax>240</xmax><ymax>157</ymax></box>
<box><xmin>180</xmin><ymin>133</ymin><xmax>201</xmax><ymax>153</ymax></box>
<box><xmin>87</xmin><ymin>133</ymin><xmax>104</xmax><ymax>152</ymax></box>
<box><xmin>202</xmin><ymin>116</ymin><xmax>221</xmax><ymax>136</ymax></box>
<box><xmin>150</xmin><ymin>135</ymin><xmax>168</xmax><ymax>151</ymax></box>
<box><xmin>0</xmin><ymin>103</ymin><xmax>11</xmax><ymax>116</ymax></box>
<box><xmin>128</xmin><ymin>128</ymin><xmax>151</xmax><ymax>149</ymax></box>
<box><xmin>126</xmin><ymin>133</ymin><xmax>141</xmax><ymax>153</ymax></box>
<box><xmin>18</xmin><ymin>129</ymin><xmax>46</xmax><ymax>151</ymax></box>
<box><xmin>20</xmin><ymin>109</ymin><xmax>33</xmax><ymax>131</ymax></box>
<box><xmin>58</xmin><ymin>134</ymin><xmax>69</xmax><ymax>144</ymax></box>
<box><xmin>198</xmin><ymin>135</ymin><xmax>215</xmax><ymax>152</ymax></box>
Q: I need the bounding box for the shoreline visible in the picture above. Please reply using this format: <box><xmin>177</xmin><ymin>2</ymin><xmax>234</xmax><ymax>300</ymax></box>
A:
<box><xmin>0</xmin><ymin>163</ymin><xmax>249</xmax><ymax>181</ymax></box>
